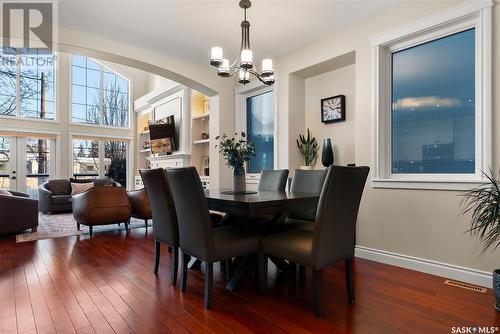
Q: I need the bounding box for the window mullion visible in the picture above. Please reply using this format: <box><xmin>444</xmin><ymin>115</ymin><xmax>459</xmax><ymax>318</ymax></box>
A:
<box><xmin>98</xmin><ymin>140</ymin><xmax>105</xmax><ymax>177</ymax></box>
<box><xmin>100</xmin><ymin>66</ymin><xmax>104</xmax><ymax>126</ymax></box>
<box><xmin>15</xmin><ymin>50</ymin><xmax>20</xmax><ymax>117</ymax></box>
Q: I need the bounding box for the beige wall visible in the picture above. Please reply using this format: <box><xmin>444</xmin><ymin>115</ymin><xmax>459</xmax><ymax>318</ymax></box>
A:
<box><xmin>304</xmin><ymin>64</ymin><xmax>356</xmax><ymax>168</ymax></box>
<box><xmin>275</xmin><ymin>0</ymin><xmax>500</xmax><ymax>273</ymax></box>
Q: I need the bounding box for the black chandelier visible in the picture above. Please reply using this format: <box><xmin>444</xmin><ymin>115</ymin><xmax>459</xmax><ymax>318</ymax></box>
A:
<box><xmin>209</xmin><ymin>0</ymin><xmax>274</xmax><ymax>85</ymax></box>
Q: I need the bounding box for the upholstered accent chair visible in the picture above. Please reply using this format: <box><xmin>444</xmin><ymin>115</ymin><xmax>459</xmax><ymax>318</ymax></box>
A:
<box><xmin>127</xmin><ymin>188</ymin><xmax>152</xmax><ymax>228</ymax></box>
<box><xmin>38</xmin><ymin>177</ymin><xmax>118</xmax><ymax>213</ymax></box>
<box><xmin>72</xmin><ymin>186</ymin><xmax>131</xmax><ymax>237</ymax></box>
<box><xmin>0</xmin><ymin>190</ymin><xmax>38</xmax><ymax>234</ymax></box>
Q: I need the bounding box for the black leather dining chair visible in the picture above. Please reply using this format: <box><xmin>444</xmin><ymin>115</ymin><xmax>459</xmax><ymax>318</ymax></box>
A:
<box><xmin>165</xmin><ymin>167</ymin><xmax>261</xmax><ymax>309</ymax></box>
<box><xmin>258</xmin><ymin>169</ymin><xmax>289</xmax><ymax>191</ymax></box>
<box><xmin>140</xmin><ymin>169</ymin><xmax>180</xmax><ymax>285</ymax></box>
<box><xmin>259</xmin><ymin>165</ymin><xmax>369</xmax><ymax>318</ymax></box>
<box><xmin>253</xmin><ymin>169</ymin><xmax>289</xmax><ymax>227</ymax></box>
<box><xmin>283</xmin><ymin>169</ymin><xmax>327</xmax><ymax>231</ymax></box>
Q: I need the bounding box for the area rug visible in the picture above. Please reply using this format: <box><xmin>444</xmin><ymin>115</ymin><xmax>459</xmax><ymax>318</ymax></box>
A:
<box><xmin>16</xmin><ymin>213</ymin><xmax>152</xmax><ymax>243</ymax></box>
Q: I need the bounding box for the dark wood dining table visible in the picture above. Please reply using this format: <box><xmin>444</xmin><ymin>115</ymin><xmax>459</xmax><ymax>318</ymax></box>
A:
<box><xmin>205</xmin><ymin>189</ymin><xmax>319</xmax><ymax>219</ymax></box>
<box><xmin>204</xmin><ymin>189</ymin><xmax>320</xmax><ymax>290</ymax></box>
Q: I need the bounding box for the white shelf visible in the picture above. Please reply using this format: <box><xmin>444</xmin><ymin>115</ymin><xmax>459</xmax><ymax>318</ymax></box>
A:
<box><xmin>139</xmin><ymin>148</ymin><xmax>151</xmax><ymax>153</ymax></box>
<box><xmin>147</xmin><ymin>153</ymin><xmax>191</xmax><ymax>162</ymax></box>
<box><xmin>192</xmin><ymin>113</ymin><xmax>210</xmax><ymax>120</ymax></box>
<box><xmin>193</xmin><ymin>139</ymin><xmax>210</xmax><ymax>145</ymax></box>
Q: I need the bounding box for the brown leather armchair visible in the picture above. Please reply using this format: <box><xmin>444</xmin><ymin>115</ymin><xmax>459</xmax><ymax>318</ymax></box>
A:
<box><xmin>0</xmin><ymin>191</ymin><xmax>38</xmax><ymax>234</ymax></box>
<box><xmin>127</xmin><ymin>188</ymin><xmax>152</xmax><ymax>228</ymax></box>
<box><xmin>72</xmin><ymin>187</ymin><xmax>131</xmax><ymax>237</ymax></box>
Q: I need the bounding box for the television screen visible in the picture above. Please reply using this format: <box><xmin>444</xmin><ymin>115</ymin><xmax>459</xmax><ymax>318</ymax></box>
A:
<box><xmin>149</xmin><ymin>115</ymin><xmax>176</xmax><ymax>155</ymax></box>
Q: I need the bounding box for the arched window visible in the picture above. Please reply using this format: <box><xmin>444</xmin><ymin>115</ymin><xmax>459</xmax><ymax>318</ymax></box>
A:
<box><xmin>71</xmin><ymin>55</ymin><xmax>130</xmax><ymax>127</ymax></box>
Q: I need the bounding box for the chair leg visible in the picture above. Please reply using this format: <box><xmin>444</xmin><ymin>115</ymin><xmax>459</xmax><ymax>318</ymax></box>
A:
<box><xmin>171</xmin><ymin>247</ymin><xmax>179</xmax><ymax>286</ymax></box>
<box><xmin>345</xmin><ymin>259</ymin><xmax>355</xmax><ymax>304</ymax></box>
<box><xmin>89</xmin><ymin>226</ymin><xmax>93</xmax><ymax>237</ymax></box>
<box><xmin>312</xmin><ymin>269</ymin><xmax>323</xmax><ymax>318</ymax></box>
<box><xmin>153</xmin><ymin>240</ymin><xmax>160</xmax><ymax>274</ymax></box>
<box><xmin>258</xmin><ymin>252</ymin><xmax>268</xmax><ymax>293</ymax></box>
<box><xmin>289</xmin><ymin>261</ymin><xmax>297</xmax><ymax>276</ymax></box>
<box><xmin>144</xmin><ymin>219</ymin><xmax>148</xmax><ymax>229</ymax></box>
<box><xmin>204</xmin><ymin>262</ymin><xmax>213</xmax><ymax>309</ymax></box>
<box><xmin>124</xmin><ymin>221</ymin><xmax>129</xmax><ymax>232</ymax></box>
<box><xmin>219</xmin><ymin>259</ymin><xmax>231</xmax><ymax>276</ymax></box>
<box><xmin>220</xmin><ymin>261</ymin><xmax>227</xmax><ymax>275</ymax></box>
<box><xmin>180</xmin><ymin>252</ymin><xmax>189</xmax><ymax>292</ymax></box>
<box><xmin>77</xmin><ymin>223</ymin><xmax>80</xmax><ymax>231</ymax></box>
<box><xmin>298</xmin><ymin>265</ymin><xmax>306</xmax><ymax>281</ymax></box>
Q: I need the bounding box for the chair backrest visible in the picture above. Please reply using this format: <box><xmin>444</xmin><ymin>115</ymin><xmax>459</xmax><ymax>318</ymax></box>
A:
<box><xmin>139</xmin><ymin>169</ymin><xmax>179</xmax><ymax>247</ymax></box>
<box><xmin>288</xmin><ymin>169</ymin><xmax>327</xmax><ymax>221</ymax></box>
<box><xmin>258</xmin><ymin>169</ymin><xmax>289</xmax><ymax>192</ymax></box>
<box><xmin>165</xmin><ymin>167</ymin><xmax>215</xmax><ymax>260</ymax></box>
<box><xmin>312</xmin><ymin>166</ymin><xmax>369</xmax><ymax>268</ymax></box>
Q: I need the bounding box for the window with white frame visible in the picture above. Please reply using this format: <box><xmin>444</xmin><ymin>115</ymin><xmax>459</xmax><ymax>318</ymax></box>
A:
<box><xmin>372</xmin><ymin>3</ymin><xmax>491</xmax><ymax>190</ymax></box>
<box><xmin>236</xmin><ymin>85</ymin><xmax>275</xmax><ymax>174</ymax></box>
<box><xmin>0</xmin><ymin>48</ymin><xmax>55</xmax><ymax>120</ymax></box>
<box><xmin>71</xmin><ymin>55</ymin><xmax>129</xmax><ymax>127</ymax></box>
<box><xmin>72</xmin><ymin>138</ymin><xmax>128</xmax><ymax>186</ymax></box>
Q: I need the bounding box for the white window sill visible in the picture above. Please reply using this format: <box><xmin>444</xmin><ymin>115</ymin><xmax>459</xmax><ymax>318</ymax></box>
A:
<box><xmin>69</xmin><ymin>122</ymin><xmax>131</xmax><ymax>131</ymax></box>
<box><xmin>371</xmin><ymin>178</ymin><xmax>487</xmax><ymax>191</ymax></box>
<box><xmin>0</xmin><ymin>115</ymin><xmax>59</xmax><ymax>124</ymax></box>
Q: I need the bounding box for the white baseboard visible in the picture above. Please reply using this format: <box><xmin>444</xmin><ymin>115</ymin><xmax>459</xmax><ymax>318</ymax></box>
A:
<box><xmin>354</xmin><ymin>246</ymin><xmax>492</xmax><ymax>288</ymax></box>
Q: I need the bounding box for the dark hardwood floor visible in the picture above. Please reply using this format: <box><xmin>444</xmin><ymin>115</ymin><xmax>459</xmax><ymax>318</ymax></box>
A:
<box><xmin>0</xmin><ymin>227</ymin><xmax>498</xmax><ymax>333</ymax></box>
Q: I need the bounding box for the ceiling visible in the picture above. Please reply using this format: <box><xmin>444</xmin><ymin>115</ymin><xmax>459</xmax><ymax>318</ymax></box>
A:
<box><xmin>59</xmin><ymin>0</ymin><xmax>400</xmax><ymax>66</ymax></box>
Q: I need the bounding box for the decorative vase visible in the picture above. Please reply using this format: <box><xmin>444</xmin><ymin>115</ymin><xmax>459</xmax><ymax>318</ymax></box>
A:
<box><xmin>494</xmin><ymin>269</ymin><xmax>500</xmax><ymax>311</ymax></box>
<box><xmin>232</xmin><ymin>165</ymin><xmax>246</xmax><ymax>193</ymax></box>
<box><xmin>322</xmin><ymin>138</ymin><xmax>334</xmax><ymax>167</ymax></box>
<box><xmin>299</xmin><ymin>166</ymin><xmax>313</xmax><ymax>170</ymax></box>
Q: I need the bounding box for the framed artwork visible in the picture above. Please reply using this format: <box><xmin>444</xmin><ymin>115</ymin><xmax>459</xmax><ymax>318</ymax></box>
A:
<box><xmin>321</xmin><ymin>94</ymin><xmax>345</xmax><ymax>124</ymax></box>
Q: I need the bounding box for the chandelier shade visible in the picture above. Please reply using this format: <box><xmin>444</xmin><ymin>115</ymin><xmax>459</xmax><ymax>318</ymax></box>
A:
<box><xmin>209</xmin><ymin>0</ymin><xmax>274</xmax><ymax>85</ymax></box>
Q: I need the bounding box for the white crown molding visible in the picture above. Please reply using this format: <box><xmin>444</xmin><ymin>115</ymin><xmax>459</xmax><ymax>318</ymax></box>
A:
<box><xmin>355</xmin><ymin>246</ymin><xmax>493</xmax><ymax>288</ymax></box>
<box><xmin>134</xmin><ymin>84</ymin><xmax>185</xmax><ymax>113</ymax></box>
<box><xmin>370</xmin><ymin>0</ymin><xmax>493</xmax><ymax>46</ymax></box>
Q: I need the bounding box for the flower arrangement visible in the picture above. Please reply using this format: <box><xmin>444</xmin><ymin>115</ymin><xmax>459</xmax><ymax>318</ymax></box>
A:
<box><xmin>215</xmin><ymin>132</ymin><xmax>256</xmax><ymax>170</ymax></box>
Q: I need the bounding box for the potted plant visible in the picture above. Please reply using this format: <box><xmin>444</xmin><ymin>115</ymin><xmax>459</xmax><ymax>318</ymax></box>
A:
<box><xmin>297</xmin><ymin>128</ymin><xmax>318</xmax><ymax>170</ymax></box>
<box><xmin>215</xmin><ymin>132</ymin><xmax>255</xmax><ymax>193</ymax></box>
<box><xmin>461</xmin><ymin>170</ymin><xmax>500</xmax><ymax>311</ymax></box>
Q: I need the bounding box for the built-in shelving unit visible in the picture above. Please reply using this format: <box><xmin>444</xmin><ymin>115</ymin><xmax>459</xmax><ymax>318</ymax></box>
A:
<box><xmin>191</xmin><ymin>92</ymin><xmax>210</xmax><ymax>180</ymax></box>
<box><xmin>133</xmin><ymin>86</ymin><xmax>211</xmax><ymax>189</ymax></box>
<box><xmin>192</xmin><ymin>113</ymin><xmax>210</xmax><ymax>121</ymax></box>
